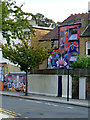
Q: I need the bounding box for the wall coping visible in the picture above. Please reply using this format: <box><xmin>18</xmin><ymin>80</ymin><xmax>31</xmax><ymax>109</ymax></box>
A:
<box><xmin>30</xmin><ymin>68</ymin><xmax>90</xmax><ymax>77</ymax></box>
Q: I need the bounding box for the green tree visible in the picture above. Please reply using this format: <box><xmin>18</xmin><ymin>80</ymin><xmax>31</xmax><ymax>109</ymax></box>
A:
<box><xmin>2</xmin><ymin>0</ymin><xmax>36</xmax><ymax>44</ymax></box>
<box><xmin>1</xmin><ymin>39</ymin><xmax>51</xmax><ymax>95</ymax></box>
<box><xmin>34</xmin><ymin>13</ymin><xmax>57</xmax><ymax>28</ymax></box>
<box><xmin>1</xmin><ymin>0</ymin><xmax>52</xmax><ymax>95</ymax></box>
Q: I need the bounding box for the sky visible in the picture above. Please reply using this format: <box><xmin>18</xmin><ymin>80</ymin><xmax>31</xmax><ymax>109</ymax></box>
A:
<box><xmin>16</xmin><ymin>0</ymin><xmax>89</xmax><ymax>22</ymax></box>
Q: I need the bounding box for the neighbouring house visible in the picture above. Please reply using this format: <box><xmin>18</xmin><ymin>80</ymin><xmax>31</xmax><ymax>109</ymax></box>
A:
<box><xmin>80</xmin><ymin>21</ymin><xmax>90</xmax><ymax>57</ymax></box>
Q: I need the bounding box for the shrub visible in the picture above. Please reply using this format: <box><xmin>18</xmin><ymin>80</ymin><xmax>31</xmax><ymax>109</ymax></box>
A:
<box><xmin>71</xmin><ymin>55</ymin><xmax>90</xmax><ymax>68</ymax></box>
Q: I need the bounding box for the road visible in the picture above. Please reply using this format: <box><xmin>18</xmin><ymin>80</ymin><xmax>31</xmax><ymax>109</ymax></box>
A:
<box><xmin>1</xmin><ymin>96</ymin><xmax>88</xmax><ymax>118</ymax></box>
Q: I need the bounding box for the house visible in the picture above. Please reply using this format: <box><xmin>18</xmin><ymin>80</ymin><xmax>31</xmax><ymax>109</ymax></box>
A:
<box><xmin>39</xmin><ymin>13</ymin><xmax>90</xmax><ymax>69</ymax></box>
<box><xmin>27</xmin><ymin>13</ymin><xmax>90</xmax><ymax>99</ymax></box>
<box><xmin>80</xmin><ymin>21</ymin><xmax>90</xmax><ymax>57</ymax></box>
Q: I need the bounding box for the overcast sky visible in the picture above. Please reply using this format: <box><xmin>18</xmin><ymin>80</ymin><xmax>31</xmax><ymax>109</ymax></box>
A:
<box><xmin>15</xmin><ymin>0</ymin><xmax>89</xmax><ymax>22</ymax></box>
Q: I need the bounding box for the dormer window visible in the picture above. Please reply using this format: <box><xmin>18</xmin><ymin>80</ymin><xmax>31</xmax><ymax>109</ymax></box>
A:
<box><xmin>68</xmin><ymin>28</ymin><xmax>78</xmax><ymax>41</ymax></box>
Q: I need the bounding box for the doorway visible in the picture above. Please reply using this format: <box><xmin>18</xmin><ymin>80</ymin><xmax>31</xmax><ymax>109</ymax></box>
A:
<box><xmin>58</xmin><ymin>76</ymin><xmax>62</xmax><ymax>97</ymax></box>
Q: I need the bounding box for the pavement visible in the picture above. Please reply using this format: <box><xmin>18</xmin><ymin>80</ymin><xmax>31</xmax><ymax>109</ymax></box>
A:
<box><xmin>0</xmin><ymin>91</ymin><xmax>89</xmax><ymax>107</ymax></box>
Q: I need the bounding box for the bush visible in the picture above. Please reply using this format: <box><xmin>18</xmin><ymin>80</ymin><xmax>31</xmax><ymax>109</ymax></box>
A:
<box><xmin>71</xmin><ymin>55</ymin><xmax>90</xmax><ymax>68</ymax></box>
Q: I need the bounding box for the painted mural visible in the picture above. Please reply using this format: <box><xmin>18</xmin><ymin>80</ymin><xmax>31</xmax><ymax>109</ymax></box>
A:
<box><xmin>48</xmin><ymin>23</ymin><xmax>81</xmax><ymax>69</ymax></box>
<box><xmin>0</xmin><ymin>66</ymin><xmax>4</xmax><ymax>81</ymax></box>
<box><xmin>5</xmin><ymin>73</ymin><xmax>26</xmax><ymax>92</ymax></box>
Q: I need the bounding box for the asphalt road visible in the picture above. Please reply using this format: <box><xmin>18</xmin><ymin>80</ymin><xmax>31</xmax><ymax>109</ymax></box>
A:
<box><xmin>1</xmin><ymin>96</ymin><xmax>88</xmax><ymax>118</ymax></box>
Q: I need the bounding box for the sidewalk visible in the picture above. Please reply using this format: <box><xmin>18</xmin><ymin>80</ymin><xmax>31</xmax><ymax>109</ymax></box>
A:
<box><xmin>0</xmin><ymin>91</ymin><xmax>89</xmax><ymax>108</ymax></box>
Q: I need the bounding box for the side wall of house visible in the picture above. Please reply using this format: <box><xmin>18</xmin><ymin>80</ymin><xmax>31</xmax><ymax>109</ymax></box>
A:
<box><xmin>33</xmin><ymin>27</ymin><xmax>52</xmax><ymax>69</ymax></box>
<box><xmin>79</xmin><ymin>19</ymin><xmax>89</xmax><ymax>56</ymax></box>
<box><xmin>4</xmin><ymin>64</ymin><xmax>21</xmax><ymax>75</ymax></box>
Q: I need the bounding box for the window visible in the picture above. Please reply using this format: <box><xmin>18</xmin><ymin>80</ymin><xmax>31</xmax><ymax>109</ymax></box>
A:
<box><xmin>68</xmin><ymin>28</ymin><xmax>78</xmax><ymax>41</ymax></box>
<box><xmin>86</xmin><ymin>41</ymin><xmax>90</xmax><ymax>57</ymax></box>
<box><xmin>60</xmin><ymin>31</ymin><xmax>65</xmax><ymax>37</ymax></box>
<box><xmin>51</xmin><ymin>40</ymin><xmax>59</xmax><ymax>49</ymax></box>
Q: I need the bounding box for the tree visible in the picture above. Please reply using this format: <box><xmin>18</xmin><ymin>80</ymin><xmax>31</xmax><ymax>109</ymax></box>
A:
<box><xmin>2</xmin><ymin>0</ymin><xmax>36</xmax><ymax>44</ymax></box>
<box><xmin>1</xmin><ymin>39</ymin><xmax>51</xmax><ymax>95</ymax></box>
<box><xmin>1</xmin><ymin>0</ymin><xmax>52</xmax><ymax>95</ymax></box>
<box><xmin>33</xmin><ymin>13</ymin><xmax>58</xmax><ymax>28</ymax></box>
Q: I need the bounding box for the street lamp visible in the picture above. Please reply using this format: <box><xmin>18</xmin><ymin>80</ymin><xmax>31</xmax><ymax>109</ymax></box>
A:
<box><xmin>67</xmin><ymin>65</ymin><xmax>69</xmax><ymax>101</ymax></box>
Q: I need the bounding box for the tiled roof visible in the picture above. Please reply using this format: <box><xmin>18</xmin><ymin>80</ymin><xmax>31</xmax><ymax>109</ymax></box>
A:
<box><xmin>40</xmin><ymin>13</ymin><xmax>89</xmax><ymax>41</ymax></box>
<box><xmin>62</xmin><ymin>13</ymin><xmax>88</xmax><ymax>25</ymax></box>
<box><xmin>81</xmin><ymin>24</ymin><xmax>90</xmax><ymax>37</ymax></box>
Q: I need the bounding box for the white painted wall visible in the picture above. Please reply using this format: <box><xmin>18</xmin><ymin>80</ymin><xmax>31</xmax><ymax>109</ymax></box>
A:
<box><xmin>28</xmin><ymin>74</ymin><xmax>72</xmax><ymax>98</ymax></box>
<box><xmin>62</xmin><ymin>75</ymin><xmax>72</xmax><ymax>98</ymax></box>
<box><xmin>79</xmin><ymin>77</ymin><xmax>86</xmax><ymax>99</ymax></box>
<box><xmin>28</xmin><ymin>74</ymin><xmax>58</xmax><ymax>96</ymax></box>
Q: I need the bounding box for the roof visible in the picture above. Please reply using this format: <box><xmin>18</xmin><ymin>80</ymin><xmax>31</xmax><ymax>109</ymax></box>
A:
<box><xmin>40</xmin><ymin>13</ymin><xmax>89</xmax><ymax>41</ymax></box>
<box><xmin>39</xmin><ymin>26</ymin><xmax>58</xmax><ymax>41</ymax></box>
<box><xmin>81</xmin><ymin>24</ymin><xmax>90</xmax><ymax>37</ymax></box>
<box><xmin>61</xmin><ymin>13</ymin><xmax>88</xmax><ymax>25</ymax></box>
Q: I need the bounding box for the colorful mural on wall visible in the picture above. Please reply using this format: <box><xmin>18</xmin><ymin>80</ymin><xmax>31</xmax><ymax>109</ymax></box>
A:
<box><xmin>5</xmin><ymin>72</ymin><xmax>26</xmax><ymax>91</ymax></box>
<box><xmin>48</xmin><ymin>23</ymin><xmax>81</xmax><ymax>69</ymax></box>
<box><xmin>0</xmin><ymin>66</ymin><xmax>4</xmax><ymax>81</ymax></box>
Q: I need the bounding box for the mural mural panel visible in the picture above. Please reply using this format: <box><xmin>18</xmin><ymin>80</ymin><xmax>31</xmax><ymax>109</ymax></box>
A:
<box><xmin>5</xmin><ymin>73</ymin><xmax>26</xmax><ymax>92</ymax></box>
<box><xmin>48</xmin><ymin>23</ymin><xmax>81</xmax><ymax>69</ymax></box>
<box><xmin>0</xmin><ymin>66</ymin><xmax>4</xmax><ymax>81</ymax></box>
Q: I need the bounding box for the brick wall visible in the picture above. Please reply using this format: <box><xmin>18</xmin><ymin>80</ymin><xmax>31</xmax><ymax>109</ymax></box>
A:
<box><xmin>33</xmin><ymin>27</ymin><xmax>52</xmax><ymax>41</ymax></box>
<box><xmin>79</xmin><ymin>19</ymin><xmax>90</xmax><ymax>56</ymax></box>
<box><xmin>32</xmin><ymin>27</ymin><xmax>52</xmax><ymax>69</ymax></box>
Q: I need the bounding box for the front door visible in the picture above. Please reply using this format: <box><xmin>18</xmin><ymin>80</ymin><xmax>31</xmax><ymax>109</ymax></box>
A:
<box><xmin>58</xmin><ymin>76</ymin><xmax>62</xmax><ymax>97</ymax></box>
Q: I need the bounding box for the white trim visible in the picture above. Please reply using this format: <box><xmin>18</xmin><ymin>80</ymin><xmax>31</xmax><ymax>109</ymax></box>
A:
<box><xmin>62</xmin><ymin>95</ymin><xmax>72</xmax><ymax>98</ymax></box>
<box><xmin>86</xmin><ymin>41</ymin><xmax>90</xmax><ymax>57</ymax></box>
<box><xmin>32</xmin><ymin>26</ymin><xmax>53</xmax><ymax>30</ymax></box>
<box><xmin>81</xmin><ymin>24</ymin><xmax>90</xmax><ymax>36</ymax></box>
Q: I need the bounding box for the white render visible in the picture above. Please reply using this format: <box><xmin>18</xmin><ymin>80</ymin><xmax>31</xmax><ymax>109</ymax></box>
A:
<box><xmin>28</xmin><ymin>74</ymin><xmax>72</xmax><ymax>98</ymax></box>
<box><xmin>28</xmin><ymin>74</ymin><xmax>58</xmax><ymax>96</ymax></box>
<box><xmin>79</xmin><ymin>77</ymin><xmax>86</xmax><ymax>99</ymax></box>
<box><xmin>62</xmin><ymin>75</ymin><xmax>72</xmax><ymax>98</ymax></box>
